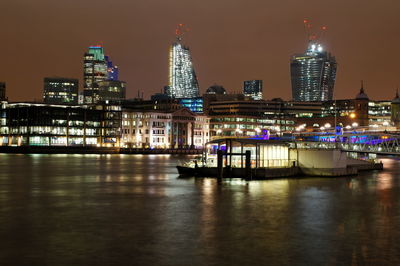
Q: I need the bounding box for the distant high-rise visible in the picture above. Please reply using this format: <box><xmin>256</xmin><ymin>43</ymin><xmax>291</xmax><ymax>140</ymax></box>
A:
<box><xmin>43</xmin><ymin>77</ymin><xmax>78</xmax><ymax>104</ymax></box>
<box><xmin>105</xmin><ymin>56</ymin><xmax>119</xmax><ymax>81</ymax></box>
<box><xmin>83</xmin><ymin>45</ymin><xmax>108</xmax><ymax>104</ymax></box>
<box><xmin>290</xmin><ymin>42</ymin><xmax>337</xmax><ymax>102</ymax></box>
<box><xmin>0</xmin><ymin>82</ymin><xmax>5</xmax><ymax>101</ymax></box>
<box><xmin>97</xmin><ymin>80</ymin><xmax>126</xmax><ymax>102</ymax></box>
<box><xmin>244</xmin><ymin>80</ymin><xmax>263</xmax><ymax>100</ymax></box>
<box><xmin>168</xmin><ymin>26</ymin><xmax>199</xmax><ymax>99</ymax></box>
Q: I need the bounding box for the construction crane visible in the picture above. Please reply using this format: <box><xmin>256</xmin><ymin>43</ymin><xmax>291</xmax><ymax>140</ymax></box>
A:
<box><xmin>175</xmin><ymin>23</ymin><xmax>190</xmax><ymax>42</ymax></box>
<box><xmin>303</xmin><ymin>19</ymin><xmax>328</xmax><ymax>44</ymax></box>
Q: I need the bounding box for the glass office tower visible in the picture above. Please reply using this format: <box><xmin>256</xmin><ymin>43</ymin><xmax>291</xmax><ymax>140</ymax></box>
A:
<box><xmin>83</xmin><ymin>46</ymin><xmax>108</xmax><ymax>104</ymax></box>
<box><xmin>168</xmin><ymin>40</ymin><xmax>200</xmax><ymax>98</ymax></box>
<box><xmin>290</xmin><ymin>42</ymin><xmax>337</xmax><ymax>102</ymax></box>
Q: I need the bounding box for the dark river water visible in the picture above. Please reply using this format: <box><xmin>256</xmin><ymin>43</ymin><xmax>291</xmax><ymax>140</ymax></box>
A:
<box><xmin>0</xmin><ymin>154</ymin><xmax>400</xmax><ymax>265</ymax></box>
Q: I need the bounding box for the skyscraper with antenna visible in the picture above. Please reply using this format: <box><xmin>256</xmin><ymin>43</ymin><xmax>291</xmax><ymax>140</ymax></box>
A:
<box><xmin>167</xmin><ymin>24</ymin><xmax>200</xmax><ymax>99</ymax></box>
<box><xmin>290</xmin><ymin>20</ymin><xmax>337</xmax><ymax>102</ymax></box>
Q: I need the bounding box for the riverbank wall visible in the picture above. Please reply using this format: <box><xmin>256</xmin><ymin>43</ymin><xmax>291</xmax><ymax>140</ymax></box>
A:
<box><xmin>0</xmin><ymin>146</ymin><xmax>202</xmax><ymax>155</ymax></box>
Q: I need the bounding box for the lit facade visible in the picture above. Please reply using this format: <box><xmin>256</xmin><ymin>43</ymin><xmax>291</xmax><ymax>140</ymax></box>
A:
<box><xmin>291</xmin><ymin>42</ymin><xmax>337</xmax><ymax>102</ymax></box>
<box><xmin>179</xmin><ymin>97</ymin><xmax>203</xmax><ymax>113</ymax></box>
<box><xmin>168</xmin><ymin>41</ymin><xmax>199</xmax><ymax>98</ymax></box>
<box><xmin>121</xmin><ymin>108</ymin><xmax>209</xmax><ymax>149</ymax></box>
<box><xmin>244</xmin><ymin>80</ymin><xmax>263</xmax><ymax>100</ymax></box>
<box><xmin>0</xmin><ymin>102</ymin><xmax>121</xmax><ymax>147</ymax></box>
<box><xmin>43</xmin><ymin>77</ymin><xmax>79</xmax><ymax>105</ymax></box>
<box><xmin>83</xmin><ymin>46</ymin><xmax>108</xmax><ymax>104</ymax></box>
<box><xmin>368</xmin><ymin>101</ymin><xmax>391</xmax><ymax>127</ymax></box>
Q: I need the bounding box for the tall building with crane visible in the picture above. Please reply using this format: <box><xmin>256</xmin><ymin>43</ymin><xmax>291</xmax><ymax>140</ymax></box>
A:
<box><xmin>290</xmin><ymin>20</ymin><xmax>337</xmax><ymax>102</ymax></box>
<box><xmin>167</xmin><ymin>24</ymin><xmax>200</xmax><ymax>99</ymax></box>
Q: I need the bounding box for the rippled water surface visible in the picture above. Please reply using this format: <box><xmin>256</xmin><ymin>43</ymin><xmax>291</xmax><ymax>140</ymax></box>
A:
<box><xmin>1</xmin><ymin>154</ymin><xmax>400</xmax><ymax>265</ymax></box>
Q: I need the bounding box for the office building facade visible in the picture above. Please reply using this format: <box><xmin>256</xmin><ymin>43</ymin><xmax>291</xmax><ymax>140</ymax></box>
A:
<box><xmin>83</xmin><ymin>45</ymin><xmax>126</xmax><ymax>104</ymax></box>
<box><xmin>83</xmin><ymin>46</ymin><xmax>108</xmax><ymax>104</ymax></box>
<box><xmin>0</xmin><ymin>102</ymin><xmax>121</xmax><ymax>147</ymax></box>
<box><xmin>244</xmin><ymin>80</ymin><xmax>263</xmax><ymax>100</ymax></box>
<box><xmin>97</xmin><ymin>80</ymin><xmax>126</xmax><ymax>102</ymax></box>
<box><xmin>121</xmin><ymin>108</ymin><xmax>209</xmax><ymax>149</ymax></box>
<box><xmin>43</xmin><ymin>77</ymin><xmax>79</xmax><ymax>104</ymax></box>
<box><xmin>291</xmin><ymin>42</ymin><xmax>337</xmax><ymax>102</ymax></box>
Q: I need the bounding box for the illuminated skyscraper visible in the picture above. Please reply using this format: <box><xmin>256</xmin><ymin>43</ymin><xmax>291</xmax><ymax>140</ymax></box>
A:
<box><xmin>83</xmin><ymin>46</ymin><xmax>108</xmax><ymax>104</ymax></box>
<box><xmin>290</xmin><ymin>42</ymin><xmax>337</xmax><ymax>102</ymax></box>
<box><xmin>168</xmin><ymin>34</ymin><xmax>199</xmax><ymax>98</ymax></box>
<box><xmin>83</xmin><ymin>46</ymin><xmax>123</xmax><ymax>104</ymax></box>
<box><xmin>244</xmin><ymin>80</ymin><xmax>263</xmax><ymax>100</ymax></box>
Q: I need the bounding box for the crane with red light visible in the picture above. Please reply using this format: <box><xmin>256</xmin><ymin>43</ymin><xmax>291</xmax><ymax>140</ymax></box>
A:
<box><xmin>175</xmin><ymin>23</ymin><xmax>190</xmax><ymax>42</ymax></box>
<box><xmin>303</xmin><ymin>19</ymin><xmax>328</xmax><ymax>44</ymax></box>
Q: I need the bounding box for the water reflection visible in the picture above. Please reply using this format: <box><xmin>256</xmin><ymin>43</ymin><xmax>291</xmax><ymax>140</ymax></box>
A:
<box><xmin>0</xmin><ymin>154</ymin><xmax>399</xmax><ymax>265</ymax></box>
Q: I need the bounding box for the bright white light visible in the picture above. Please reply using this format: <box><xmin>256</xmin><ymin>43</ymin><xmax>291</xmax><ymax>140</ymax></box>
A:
<box><xmin>311</xmin><ymin>44</ymin><xmax>316</xmax><ymax>51</ymax></box>
<box><xmin>255</xmin><ymin>127</ymin><xmax>261</xmax><ymax>133</ymax></box>
<box><xmin>352</xmin><ymin>122</ymin><xmax>358</xmax><ymax>128</ymax></box>
<box><xmin>216</xmin><ymin>129</ymin><xmax>222</xmax><ymax>134</ymax></box>
<box><xmin>320</xmin><ymin>127</ymin><xmax>325</xmax><ymax>131</ymax></box>
<box><xmin>345</xmin><ymin>125</ymin><xmax>351</xmax><ymax>129</ymax></box>
<box><xmin>317</xmin><ymin>45</ymin><xmax>323</xmax><ymax>52</ymax></box>
<box><xmin>324</xmin><ymin>123</ymin><xmax>331</xmax><ymax>128</ymax></box>
<box><xmin>383</xmin><ymin>121</ymin><xmax>389</xmax><ymax>126</ymax></box>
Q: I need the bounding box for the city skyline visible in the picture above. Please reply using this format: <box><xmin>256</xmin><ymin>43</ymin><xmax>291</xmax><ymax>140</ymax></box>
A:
<box><xmin>1</xmin><ymin>1</ymin><xmax>400</xmax><ymax>102</ymax></box>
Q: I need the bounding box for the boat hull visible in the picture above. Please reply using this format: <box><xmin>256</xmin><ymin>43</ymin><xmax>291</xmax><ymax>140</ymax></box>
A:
<box><xmin>176</xmin><ymin>166</ymin><xmax>197</xmax><ymax>176</ymax></box>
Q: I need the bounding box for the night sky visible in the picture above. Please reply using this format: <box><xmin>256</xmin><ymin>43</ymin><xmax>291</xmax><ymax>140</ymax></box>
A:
<box><xmin>1</xmin><ymin>0</ymin><xmax>400</xmax><ymax>102</ymax></box>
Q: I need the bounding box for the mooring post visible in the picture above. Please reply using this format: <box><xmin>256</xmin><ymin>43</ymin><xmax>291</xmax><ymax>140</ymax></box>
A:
<box><xmin>245</xmin><ymin>150</ymin><xmax>252</xmax><ymax>180</ymax></box>
<box><xmin>217</xmin><ymin>150</ymin><xmax>223</xmax><ymax>180</ymax></box>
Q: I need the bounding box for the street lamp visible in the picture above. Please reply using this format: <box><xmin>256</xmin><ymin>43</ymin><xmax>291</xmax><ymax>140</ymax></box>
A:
<box><xmin>324</xmin><ymin>123</ymin><xmax>331</xmax><ymax>132</ymax></box>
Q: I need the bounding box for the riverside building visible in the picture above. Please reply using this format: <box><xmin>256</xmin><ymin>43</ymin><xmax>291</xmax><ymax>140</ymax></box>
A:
<box><xmin>0</xmin><ymin>102</ymin><xmax>121</xmax><ymax>147</ymax></box>
<box><xmin>121</xmin><ymin>108</ymin><xmax>209</xmax><ymax>149</ymax></box>
<box><xmin>206</xmin><ymin>87</ymin><xmax>380</xmax><ymax>138</ymax></box>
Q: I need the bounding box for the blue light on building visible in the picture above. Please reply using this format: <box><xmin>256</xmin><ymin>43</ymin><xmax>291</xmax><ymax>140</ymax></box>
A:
<box><xmin>179</xmin><ymin>97</ymin><xmax>203</xmax><ymax>113</ymax></box>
